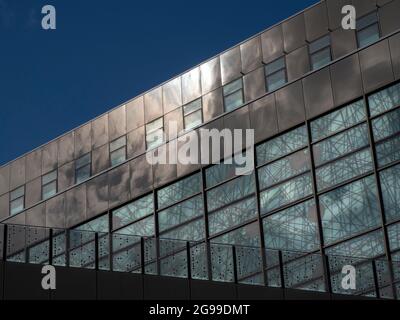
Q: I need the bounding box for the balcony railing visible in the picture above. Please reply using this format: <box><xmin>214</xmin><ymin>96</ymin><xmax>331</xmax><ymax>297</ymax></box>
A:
<box><xmin>0</xmin><ymin>223</ymin><xmax>399</xmax><ymax>299</ymax></box>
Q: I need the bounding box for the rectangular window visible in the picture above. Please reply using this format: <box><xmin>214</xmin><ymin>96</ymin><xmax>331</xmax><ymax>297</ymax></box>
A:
<box><xmin>265</xmin><ymin>57</ymin><xmax>287</xmax><ymax>92</ymax></box>
<box><xmin>223</xmin><ymin>78</ymin><xmax>244</xmax><ymax>112</ymax></box>
<box><xmin>309</xmin><ymin>35</ymin><xmax>331</xmax><ymax>70</ymax></box>
<box><xmin>10</xmin><ymin>186</ymin><xmax>25</xmax><ymax>215</ymax></box>
<box><xmin>42</xmin><ymin>170</ymin><xmax>57</xmax><ymax>200</ymax></box>
<box><xmin>357</xmin><ymin>12</ymin><xmax>380</xmax><ymax>48</ymax></box>
<box><xmin>183</xmin><ymin>98</ymin><xmax>203</xmax><ymax>130</ymax></box>
<box><xmin>146</xmin><ymin>118</ymin><xmax>164</xmax><ymax>150</ymax></box>
<box><xmin>75</xmin><ymin>153</ymin><xmax>91</xmax><ymax>184</ymax></box>
<box><xmin>110</xmin><ymin>136</ymin><xmax>127</xmax><ymax>166</ymax></box>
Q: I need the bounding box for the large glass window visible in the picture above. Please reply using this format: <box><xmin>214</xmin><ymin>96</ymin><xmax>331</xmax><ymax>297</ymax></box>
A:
<box><xmin>110</xmin><ymin>136</ymin><xmax>127</xmax><ymax>166</ymax></box>
<box><xmin>256</xmin><ymin>125</ymin><xmax>308</xmax><ymax>166</ymax></box>
<box><xmin>223</xmin><ymin>78</ymin><xmax>244</xmax><ymax>112</ymax></box>
<box><xmin>116</xmin><ymin>215</ymin><xmax>155</xmax><ymax>237</ymax></box>
<box><xmin>263</xmin><ymin>199</ymin><xmax>319</xmax><ymax>252</ymax></box>
<box><xmin>356</xmin><ymin>12</ymin><xmax>380</xmax><ymax>48</ymax></box>
<box><xmin>309</xmin><ymin>35</ymin><xmax>331</xmax><ymax>70</ymax></box>
<box><xmin>146</xmin><ymin>117</ymin><xmax>164</xmax><ymax>150</ymax></box>
<box><xmin>380</xmin><ymin>164</ymin><xmax>400</xmax><ymax>223</ymax></box>
<box><xmin>158</xmin><ymin>195</ymin><xmax>204</xmax><ymax>233</ymax></box>
<box><xmin>157</xmin><ymin>173</ymin><xmax>201</xmax><ymax>209</ymax></box>
<box><xmin>10</xmin><ymin>186</ymin><xmax>25</xmax><ymax>216</ymax></box>
<box><xmin>112</xmin><ymin>194</ymin><xmax>154</xmax><ymax>230</ymax></box>
<box><xmin>265</xmin><ymin>57</ymin><xmax>287</xmax><ymax>92</ymax></box>
<box><xmin>319</xmin><ymin>176</ymin><xmax>381</xmax><ymax>245</ymax></box>
<box><xmin>75</xmin><ymin>153</ymin><xmax>91</xmax><ymax>184</ymax></box>
<box><xmin>369</xmin><ymin>82</ymin><xmax>400</xmax><ymax>116</ymax></box>
<box><xmin>310</xmin><ymin>100</ymin><xmax>366</xmax><ymax>142</ymax></box>
<box><xmin>388</xmin><ymin>223</ymin><xmax>400</xmax><ymax>261</ymax></box>
<box><xmin>42</xmin><ymin>170</ymin><xmax>57</xmax><ymax>200</ymax></box>
<box><xmin>183</xmin><ymin>98</ymin><xmax>203</xmax><ymax>130</ymax></box>
<box><xmin>162</xmin><ymin>218</ymin><xmax>205</xmax><ymax>242</ymax></box>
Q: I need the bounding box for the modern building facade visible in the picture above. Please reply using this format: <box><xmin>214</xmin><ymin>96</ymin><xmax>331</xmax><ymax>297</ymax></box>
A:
<box><xmin>1</xmin><ymin>0</ymin><xmax>400</xmax><ymax>300</ymax></box>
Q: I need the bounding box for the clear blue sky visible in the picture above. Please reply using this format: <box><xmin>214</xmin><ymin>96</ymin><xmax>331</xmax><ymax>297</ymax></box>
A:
<box><xmin>0</xmin><ymin>0</ymin><xmax>318</xmax><ymax>165</ymax></box>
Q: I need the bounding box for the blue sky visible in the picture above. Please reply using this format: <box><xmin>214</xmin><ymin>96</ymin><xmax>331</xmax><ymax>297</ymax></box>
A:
<box><xmin>0</xmin><ymin>0</ymin><xmax>318</xmax><ymax>165</ymax></box>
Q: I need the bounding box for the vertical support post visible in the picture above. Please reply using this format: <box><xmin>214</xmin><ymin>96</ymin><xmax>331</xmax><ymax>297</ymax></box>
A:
<box><xmin>278</xmin><ymin>250</ymin><xmax>285</xmax><ymax>289</ymax></box>
<box><xmin>94</xmin><ymin>232</ymin><xmax>99</xmax><ymax>271</ymax></box>
<box><xmin>140</xmin><ymin>237</ymin><xmax>145</xmax><ymax>275</ymax></box>
<box><xmin>232</xmin><ymin>245</ymin><xmax>238</xmax><ymax>284</ymax></box>
<box><xmin>65</xmin><ymin>229</ymin><xmax>70</xmax><ymax>267</ymax></box>
<box><xmin>324</xmin><ymin>253</ymin><xmax>332</xmax><ymax>294</ymax></box>
<box><xmin>372</xmin><ymin>259</ymin><xmax>381</xmax><ymax>299</ymax></box>
<box><xmin>186</xmin><ymin>241</ymin><xmax>192</xmax><ymax>280</ymax></box>
<box><xmin>48</xmin><ymin>228</ymin><xmax>53</xmax><ymax>265</ymax></box>
<box><xmin>2</xmin><ymin>224</ymin><xmax>8</xmax><ymax>261</ymax></box>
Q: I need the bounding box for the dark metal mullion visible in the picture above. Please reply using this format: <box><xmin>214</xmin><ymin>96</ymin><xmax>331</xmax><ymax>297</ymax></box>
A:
<box><xmin>305</xmin><ymin>119</ymin><xmax>332</xmax><ymax>293</ymax></box>
<box><xmin>255</xmin><ymin>146</ymin><xmax>308</xmax><ymax>170</ymax></box>
<box><xmin>369</xmin><ymin>103</ymin><xmax>400</xmax><ymax>121</ymax></box>
<box><xmin>253</xmin><ymin>163</ymin><xmax>268</xmax><ymax>286</ymax></box>
<box><xmin>258</xmin><ymin>170</ymin><xmax>311</xmax><ymax>194</ymax></box>
<box><xmin>200</xmin><ymin>167</ymin><xmax>212</xmax><ymax>281</ymax></box>
<box><xmin>364</xmin><ymin>96</ymin><xmax>398</xmax><ymax>299</ymax></box>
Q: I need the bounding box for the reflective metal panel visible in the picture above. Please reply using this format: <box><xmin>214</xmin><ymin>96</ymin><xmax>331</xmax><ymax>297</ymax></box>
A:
<box><xmin>177</xmin><ymin>130</ymin><xmax>201</xmax><ymax>177</ymax></box>
<box><xmin>282</xmin><ymin>13</ymin><xmax>306</xmax><ymax>53</ymax></box>
<box><xmin>0</xmin><ymin>165</ymin><xmax>10</xmax><ymax>196</ymax></box>
<box><xmin>91</xmin><ymin>114</ymin><xmax>109</xmax><ymax>149</ymax></box>
<box><xmin>164</xmin><ymin>108</ymin><xmax>183</xmax><ymax>141</ymax></box>
<box><xmin>58</xmin><ymin>132</ymin><xmax>75</xmax><ymax>167</ymax></box>
<box><xmin>286</xmin><ymin>46</ymin><xmax>310</xmax><ymax>81</ymax></box>
<box><xmin>74</xmin><ymin>123</ymin><xmax>91</xmax><ymax>159</ymax></box>
<box><xmin>249</xmin><ymin>94</ymin><xmax>278</xmax><ymax>143</ymax></box>
<box><xmin>65</xmin><ymin>184</ymin><xmax>87</xmax><ymax>228</ymax></box>
<box><xmin>243</xmin><ymin>67</ymin><xmax>266</xmax><ymax>102</ymax></box>
<box><xmin>109</xmin><ymin>105</ymin><xmax>126</xmax><ymax>141</ymax></box>
<box><xmin>26</xmin><ymin>203</ymin><xmax>46</xmax><ymax>227</ymax></box>
<box><xmin>200</xmin><ymin>57</ymin><xmax>221</xmax><ymax>95</ymax></box>
<box><xmin>0</xmin><ymin>193</ymin><xmax>9</xmax><ymax>220</ymax></box>
<box><xmin>58</xmin><ymin>161</ymin><xmax>75</xmax><ymax>192</ymax></box>
<box><xmin>45</xmin><ymin>193</ymin><xmax>65</xmax><ymax>228</ymax></box>
<box><xmin>152</xmin><ymin>142</ymin><xmax>177</xmax><ymax>188</ymax></box>
<box><xmin>163</xmin><ymin>77</ymin><xmax>182</xmax><ymax>114</ymax></box>
<box><xmin>304</xmin><ymin>2</ymin><xmax>329</xmax><ymax>42</ymax></box>
<box><xmin>261</xmin><ymin>25</ymin><xmax>284</xmax><ymax>64</ymax></box>
<box><xmin>202</xmin><ymin>88</ymin><xmax>224</xmax><ymax>122</ymax></box>
<box><xmin>10</xmin><ymin>157</ymin><xmax>26</xmax><ymax>190</ymax></box>
<box><xmin>25</xmin><ymin>178</ymin><xmax>41</xmax><ymax>208</ymax></box>
<box><xmin>26</xmin><ymin>149</ymin><xmax>42</xmax><ymax>183</ymax></box>
<box><xmin>352</xmin><ymin>0</ymin><xmax>378</xmax><ymax>16</ymax></box>
<box><xmin>127</xmin><ymin>126</ymin><xmax>146</xmax><ymax>159</ymax></box>
<box><xmin>303</xmin><ymin>68</ymin><xmax>334</xmax><ymax>119</ymax></box>
<box><xmin>275</xmin><ymin>81</ymin><xmax>306</xmax><ymax>131</ymax></box>
<box><xmin>108</xmin><ymin>163</ymin><xmax>130</xmax><ymax>208</ymax></box>
<box><xmin>326</xmin><ymin>0</ymin><xmax>352</xmax><ymax>30</ymax></box>
<box><xmin>220</xmin><ymin>46</ymin><xmax>242</xmax><ymax>85</ymax></box>
<box><xmin>379</xmin><ymin>0</ymin><xmax>400</xmax><ymax>36</ymax></box>
<box><xmin>331</xmin><ymin>28</ymin><xmax>357</xmax><ymax>60</ymax></box>
<box><xmin>181</xmin><ymin>67</ymin><xmax>202</xmax><ymax>105</ymax></box>
<box><xmin>130</xmin><ymin>154</ymin><xmax>153</xmax><ymax>198</ymax></box>
<box><xmin>240</xmin><ymin>36</ymin><xmax>263</xmax><ymax>74</ymax></box>
<box><xmin>359</xmin><ymin>40</ymin><xmax>394</xmax><ymax>93</ymax></box>
<box><xmin>144</xmin><ymin>87</ymin><xmax>163</xmax><ymax>123</ymax></box>
<box><xmin>330</xmin><ymin>54</ymin><xmax>363</xmax><ymax>106</ymax></box>
<box><xmin>86</xmin><ymin>174</ymin><xmax>109</xmax><ymax>219</ymax></box>
<box><xmin>389</xmin><ymin>33</ymin><xmax>400</xmax><ymax>80</ymax></box>
<box><xmin>92</xmin><ymin>144</ymin><xmax>109</xmax><ymax>175</ymax></box>
<box><xmin>126</xmin><ymin>96</ymin><xmax>145</xmax><ymax>132</ymax></box>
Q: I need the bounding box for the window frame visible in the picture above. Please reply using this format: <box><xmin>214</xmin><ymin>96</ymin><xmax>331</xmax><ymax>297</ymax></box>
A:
<box><xmin>41</xmin><ymin>170</ymin><xmax>58</xmax><ymax>200</ymax></box>
<box><xmin>110</xmin><ymin>135</ymin><xmax>127</xmax><ymax>167</ymax></box>
<box><xmin>146</xmin><ymin>117</ymin><xmax>164</xmax><ymax>150</ymax></box>
<box><xmin>223</xmin><ymin>78</ymin><xmax>244</xmax><ymax>112</ymax></box>
<box><xmin>75</xmin><ymin>152</ymin><xmax>92</xmax><ymax>184</ymax></box>
<box><xmin>356</xmin><ymin>11</ymin><xmax>380</xmax><ymax>48</ymax></box>
<box><xmin>183</xmin><ymin>98</ymin><xmax>203</xmax><ymax>131</ymax></box>
<box><xmin>264</xmin><ymin>56</ymin><xmax>287</xmax><ymax>92</ymax></box>
<box><xmin>10</xmin><ymin>186</ymin><xmax>25</xmax><ymax>216</ymax></box>
<box><xmin>309</xmin><ymin>34</ymin><xmax>332</xmax><ymax>70</ymax></box>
